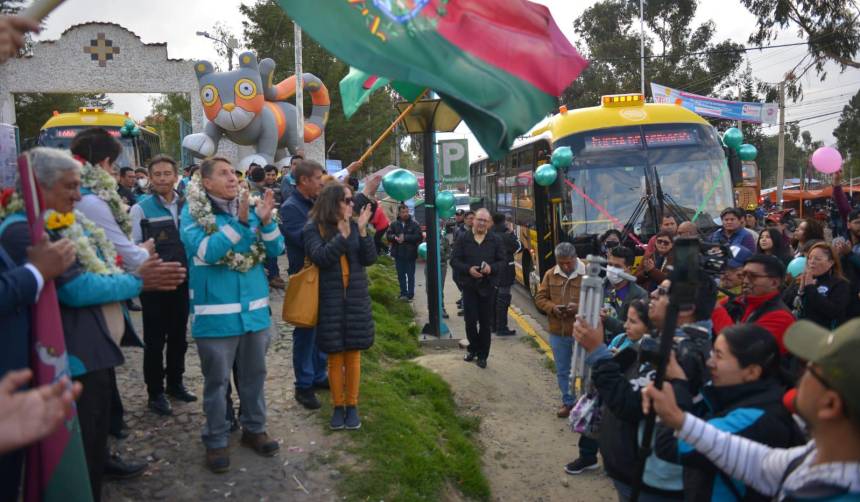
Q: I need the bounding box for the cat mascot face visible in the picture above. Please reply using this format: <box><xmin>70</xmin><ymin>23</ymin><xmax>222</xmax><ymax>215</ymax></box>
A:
<box><xmin>182</xmin><ymin>51</ymin><xmax>329</xmax><ymax>165</ymax></box>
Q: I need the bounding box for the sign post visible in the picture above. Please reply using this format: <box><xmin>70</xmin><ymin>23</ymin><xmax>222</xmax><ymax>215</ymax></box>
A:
<box><xmin>437</xmin><ymin>138</ymin><xmax>468</xmax><ymax>186</ymax></box>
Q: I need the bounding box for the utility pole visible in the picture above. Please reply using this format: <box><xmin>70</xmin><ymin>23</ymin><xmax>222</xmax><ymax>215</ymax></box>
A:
<box><xmin>737</xmin><ymin>80</ymin><xmax>743</xmax><ymax>130</ymax></box>
<box><xmin>776</xmin><ymin>80</ymin><xmax>786</xmax><ymax>208</ymax></box>
<box><xmin>294</xmin><ymin>22</ymin><xmax>304</xmax><ymax>153</ymax></box>
<box><xmin>639</xmin><ymin>0</ymin><xmax>645</xmax><ymax>95</ymax></box>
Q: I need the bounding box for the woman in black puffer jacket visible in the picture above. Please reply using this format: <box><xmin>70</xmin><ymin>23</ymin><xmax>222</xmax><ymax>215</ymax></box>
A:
<box><xmin>304</xmin><ymin>182</ymin><xmax>376</xmax><ymax>431</ymax></box>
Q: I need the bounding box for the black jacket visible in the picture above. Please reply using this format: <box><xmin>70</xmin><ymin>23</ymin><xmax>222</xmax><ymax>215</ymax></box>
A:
<box><xmin>655</xmin><ymin>378</ymin><xmax>805</xmax><ymax>502</ymax></box>
<box><xmin>450</xmin><ymin>230</ymin><xmax>507</xmax><ymax>297</ymax></box>
<box><xmin>386</xmin><ymin>218</ymin><xmax>422</xmax><ymax>261</ymax></box>
<box><xmin>783</xmin><ymin>271</ymin><xmax>850</xmax><ymax>329</ymax></box>
<box><xmin>304</xmin><ymin>221</ymin><xmax>377</xmax><ymax>353</ymax></box>
<box><xmin>490</xmin><ymin>222</ymin><xmax>519</xmax><ymax>287</ymax></box>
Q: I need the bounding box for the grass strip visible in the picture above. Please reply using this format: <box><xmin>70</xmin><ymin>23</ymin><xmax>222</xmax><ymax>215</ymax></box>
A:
<box><xmin>330</xmin><ymin>256</ymin><xmax>490</xmax><ymax>501</ymax></box>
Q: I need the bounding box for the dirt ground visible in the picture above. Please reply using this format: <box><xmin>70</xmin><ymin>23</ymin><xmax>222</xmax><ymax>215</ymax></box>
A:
<box><xmin>413</xmin><ymin>264</ymin><xmax>616</xmax><ymax>502</ymax></box>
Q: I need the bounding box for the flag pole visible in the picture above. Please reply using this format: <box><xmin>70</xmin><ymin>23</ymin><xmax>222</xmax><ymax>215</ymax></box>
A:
<box><xmin>357</xmin><ymin>89</ymin><xmax>428</xmax><ymax>165</ymax></box>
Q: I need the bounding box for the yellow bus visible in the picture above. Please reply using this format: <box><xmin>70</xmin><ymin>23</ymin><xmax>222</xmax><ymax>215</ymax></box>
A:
<box><xmin>470</xmin><ymin>93</ymin><xmax>734</xmax><ymax>297</ymax></box>
<box><xmin>37</xmin><ymin>108</ymin><xmax>161</xmax><ymax>168</ymax></box>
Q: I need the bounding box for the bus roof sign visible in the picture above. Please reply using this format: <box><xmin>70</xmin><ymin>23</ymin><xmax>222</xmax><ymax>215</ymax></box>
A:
<box><xmin>601</xmin><ymin>94</ymin><xmax>644</xmax><ymax>107</ymax></box>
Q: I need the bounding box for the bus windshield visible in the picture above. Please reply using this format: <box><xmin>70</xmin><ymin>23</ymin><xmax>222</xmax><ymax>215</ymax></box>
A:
<box><xmin>38</xmin><ymin>126</ymin><xmax>136</xmax><ymax>168</ymax></box>
<box><xmin>555</xmin><ymin>123</ymin><xmax>732</xmax><ymax>238</ymax></box>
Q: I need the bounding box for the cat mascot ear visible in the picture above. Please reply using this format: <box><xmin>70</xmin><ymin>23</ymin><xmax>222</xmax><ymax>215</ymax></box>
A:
<box><xmin>237</xmin><ymin>52</ymin><xmax>259</xmax><ymax>72</ymax></box>
<box><xmin>194</xmin><ymin>60</ymin><xmax>215</xmax><ymax>79</ymax></box>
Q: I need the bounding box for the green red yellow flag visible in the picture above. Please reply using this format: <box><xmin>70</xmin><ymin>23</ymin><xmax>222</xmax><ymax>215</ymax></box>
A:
<box><xmin>279</xmin><ymin>0</ymin><xmax>587</xmax><ymax>158</ymax></box>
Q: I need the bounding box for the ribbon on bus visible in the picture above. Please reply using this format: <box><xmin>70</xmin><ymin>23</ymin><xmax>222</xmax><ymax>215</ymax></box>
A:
<box><xmin>691</xmin><ymin>159</ymin><xmax>730</xmax><ymax>223</ymax></box>
<box><xmin>563</xmin><ymin>179</ymin><xmax>643</xmax><ymax>246</ymax></box>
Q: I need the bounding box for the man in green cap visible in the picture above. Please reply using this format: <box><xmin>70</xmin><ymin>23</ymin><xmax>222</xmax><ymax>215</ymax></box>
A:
<box><xmin>641</xmin><ymin>318</ymin><xmax>860</xmax><ymax>500</ymax></box>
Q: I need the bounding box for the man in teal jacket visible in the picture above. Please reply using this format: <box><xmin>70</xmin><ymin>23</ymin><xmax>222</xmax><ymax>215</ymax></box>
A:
<box><xmin>180</xmin><ymin>156</ymin><xmax>284</xmax><ymax>474</ymax></box>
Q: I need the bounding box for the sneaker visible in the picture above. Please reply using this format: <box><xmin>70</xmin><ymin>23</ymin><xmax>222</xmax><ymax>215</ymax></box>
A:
<box><xmin>564</xmin><ymin>457</ymin><xmax>599</xmax><ymax>475</ymax></box>
<box><xmin>557</xmin><ymin>404</ymin><xmax>574</xmax><ymax>418</ymax></box>
<box><xmin>295</xmin><ymin>388</ymin><xmax>322</xmax><ymax>410</ymax></box>
<box><xmin>147</xmin><ymin>393</ymin><xmax>173</xmax><ymax>416</ymax></box>
<box><xmin>463</xmin><ymin>352</ymin><xmax>477</xmax><ymax>362</ymax></box>
<box><xmin>442</xmin><ymin>310</ymin><xmax>450</xmax><ymax>319</ymax></box>
<box><xmin>476</xmin><ymin>358</ymin><xmax>487</xmax><ymax>369</ymax></box>
<box><xmin>240</xmin><ymin>430</ymin><xmax>280</xmax><ymax>457</ymax></box>
<box><xmin>344</xmin><ymin>406</ymin><xmax>361</xmax><ymax>430</ymax></box>
<box><xmin>330</xmin><ymin>406</ymin><xmax>346</xmax><ymax>430</ymax></box>
<box><xmin>206</xmin><ymin>447</ymin><xmax>230</xmax><ymax>474</ymax></box>
<box><xmin>104</xmin><ymin>452</ymin><xmax>147</xmax><ymax>479</ymax></box>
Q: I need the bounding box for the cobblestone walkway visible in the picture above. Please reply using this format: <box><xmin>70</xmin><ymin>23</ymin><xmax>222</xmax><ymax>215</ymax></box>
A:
<box><xmin>103</xmin><ymin>288</ymin><xmax>344</xmax><ymax>501</ymax></box>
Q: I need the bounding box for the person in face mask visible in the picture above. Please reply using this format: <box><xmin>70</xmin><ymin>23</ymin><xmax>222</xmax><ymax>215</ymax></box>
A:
<box><xmin>601</xmin><ymin>246</ymin><xmax>648</xmax><ymax>339</ymax></box>
<box><xmin>134</xmin><ymin>167</ymin><xmax>149</xmax><ymax>197</ymax></box>
<box><xmin>599</xmin><ymin>229</ymin><xmax>622</xmax><ymax>257</ymax></box>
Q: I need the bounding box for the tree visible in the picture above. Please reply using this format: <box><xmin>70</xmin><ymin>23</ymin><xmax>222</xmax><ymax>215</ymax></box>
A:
<box><xmin>834</xmin><ymin>89</ymin><xmax>860</xmax><ymax>178</ymax></box>
<box><xmin>741</xmin><ymin>0</ymin><xmax>860</xmax><ymax>80</ymax></box>
<box><xmin>560</xmin><ymin>0</ymin><xmax>745</xmax><ymax>108</ymax></box>
<box><xmin>13</xmin><ymin>93</ymin><xmax>113</xmax><ymax>143</ymax></box>
<box><xmin>144</xmin><ymin>93</ymin><xmax>191</xmax><ymax>161</ymax></box>
<box><xmin>240</xmin><ymin>1</ymin><xmax>406</xmax><ymax>172</ymax></box>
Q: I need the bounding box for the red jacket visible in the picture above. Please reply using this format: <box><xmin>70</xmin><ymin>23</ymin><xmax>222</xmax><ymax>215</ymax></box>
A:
<box><xmin>711</xmin><ymin>291</ymin><xmax>795</xmax><ymax>353</ymax></box>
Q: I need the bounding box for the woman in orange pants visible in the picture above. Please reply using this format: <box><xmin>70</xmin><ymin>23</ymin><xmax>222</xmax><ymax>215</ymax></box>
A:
<box><xmin>304</xmin><ymin>182</ymin><xmax>377</xmax><ymax>429</ymax></box>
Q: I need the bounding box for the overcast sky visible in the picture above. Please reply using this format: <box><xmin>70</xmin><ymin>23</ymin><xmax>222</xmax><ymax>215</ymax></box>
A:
<box><xmin>29</xmin><ymin>0</ymin><xmax>860</xmax><ymax>161</ymax></box>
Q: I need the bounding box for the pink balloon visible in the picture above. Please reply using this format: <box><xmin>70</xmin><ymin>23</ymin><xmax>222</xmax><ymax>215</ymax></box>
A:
<box><xmin>811</xmin><ymin>146</ymin><xmax>843</xmax><ymax>174</ymax></box>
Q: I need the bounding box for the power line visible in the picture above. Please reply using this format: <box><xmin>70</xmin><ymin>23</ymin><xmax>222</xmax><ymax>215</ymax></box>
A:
<box><xmin>593</xmin><ymin>41</ymin><xmax>812</xmax><ymax>62</ymax></box>
<box><xmin>788</xmin><ymin>110</ymin><xmax>843</xmax><ymax>123</ymax></box>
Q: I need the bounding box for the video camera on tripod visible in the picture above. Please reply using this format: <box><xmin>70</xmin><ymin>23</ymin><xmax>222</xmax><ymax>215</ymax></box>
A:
<box><xmin>570</xmin><ymin>255</ymin><xmax>638</xmax><ymax>395</ymax></box>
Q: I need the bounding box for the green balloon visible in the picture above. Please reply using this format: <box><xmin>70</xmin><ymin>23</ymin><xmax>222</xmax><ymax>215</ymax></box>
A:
<box><xmin>723</xmin><ymin>127</ymin><xmax>743</xmax><ymax>150</ymax></box>
<box><xmin>418</xmin><ymin>242</ymin><xmax>427</xmax><ymax>259</ymax></box>
<box><xmin>436</xmin><ymin>190</ymin><xmax>455</xmax><ymax>212</ymax></box>
<box><xmin>131</xmin><ymin>126</ymin><xmax>141</xmax><ymax>137</ymax></box>
<box><xmin>738</xmin><ymin>144</ymin><xmax>757</xmax><ymax>161</ymax></box>
<box><xmin>438</xmin><ymin>205</ymin><xmax>456</xmax><ymax>218</ymax></box>
<box><xmin>534</xmin><ymin>164</ymin><xmax>558</xmax><ymax>187</ymax></box>
<box><xmin>123</xmin><ymin>118</ymin><xmax>135</xmax><ymax>128</ymax></box>
<box><xmin>382</xmin><ymin>168</ymin><xmax>419</xmax><ymax>202</ymax></box>
<box><xmin>551</xmin><ymin>146</ymin><xmax>573</xmax><ymax>169</ymax></box>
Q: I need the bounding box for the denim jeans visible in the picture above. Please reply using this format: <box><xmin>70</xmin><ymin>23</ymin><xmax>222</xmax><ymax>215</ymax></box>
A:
<box><xmin>292</xmin><ymin>326</ymin><xmax>327</xmax><ymax>389</ymax></box>
<box><xmin>549</xmin><ymin>334</ymin><xmax>574</xmax><ymax>406</ymax></box>
<box><xmin>196</xmin><ymin>330</ymin><xmax>270</xmax><ymax>449</ymax></box>
<box><xmin>265</xmin><ymin>255</ymin><xmax>279</xmax><ymax>279</ymax></box>
<box><xmin>394</xmin><ymin>255</ymin><xmax>416</xmax><ymax>298</ymax></box>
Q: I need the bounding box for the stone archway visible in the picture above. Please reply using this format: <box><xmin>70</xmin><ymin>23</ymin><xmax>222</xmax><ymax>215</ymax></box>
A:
<box><xmin>0</xmin><ymin>22</ymin><xmax>242</xmax><ymax>160</ymax></box>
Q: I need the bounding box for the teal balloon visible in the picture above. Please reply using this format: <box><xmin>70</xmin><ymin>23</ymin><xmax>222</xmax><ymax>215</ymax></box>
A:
<box><xmin>534</xmin><ymin>164</ymin><xmax>558</xmax><ymax>187</ymax></box>
<box><xmin>382</xmin><ymin>168</ymin><xmax>419</xmax><ymax>202</ymax></box>
<box><xmin>123</xmin><ymin>118</ymin><xmax>135</xmax><ymax>128</ymax></box>
<box><xmin>723</xmin><ymin>127</ymin><xmax>744</xmax><ymax>150</ymax></box>
<box><xmin>438</xmin><ymin>205</ymin><xmax>456</xmax><ymax>218</ymax></box>
<box><xmin>738</xmin><ymin>144</ymin><xmax>757</xmax><ymax>161</ymax></box>
<box><xmin>551</xmin><ymin>146</ymin><xmax>573</xmax><ymax>169</ymax></box>
<box><xmin>131</xmin><ymin>126</ymin><xmax>141</xmax><ymax>137</ymax></box>
<box><xmin>787</xmin><ymin>257</ymin><xmax>807</xmax><ymax>279</ymax></box>
<box><xmin>418</xmin><ymin>242</ymin><xmax>427</xmax><ymax>260</ymax></box>
<box><xmin>436</xmin><ymin>190</ymin><xmax>455</xmax><ymax>212</ymax></box>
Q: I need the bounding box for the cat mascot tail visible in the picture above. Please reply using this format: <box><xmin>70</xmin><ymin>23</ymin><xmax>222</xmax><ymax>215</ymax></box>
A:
<box><xmin>259</xmin><ymin>58</ymin><xmax>330</xmax><ymax>144</ymax></box>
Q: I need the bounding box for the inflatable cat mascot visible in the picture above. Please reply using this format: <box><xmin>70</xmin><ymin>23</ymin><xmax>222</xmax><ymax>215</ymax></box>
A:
<box><xmin>182</xmin><ymin>51</ymin><xmax>329</xmax><ymax>165</ymax></box>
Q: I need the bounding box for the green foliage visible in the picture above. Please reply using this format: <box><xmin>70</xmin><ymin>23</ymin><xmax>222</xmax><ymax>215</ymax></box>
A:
<box><xmin>835</xmin><ymin>89</ymin><xmax>860</xmax><ymax>177</ymax></box>
<box><xmin>13</xmin><ymin>93</ymin><xmax>113</xmax><ymax>143</ymax></box>
<box><xmin>741</xmin><ymin>0</ymin><xmax>859</xmax><ymax>98</ymax></box>
<box><xmin>561</xmin><ymin>0</ymin><xmax>744</xmax><ymax>108</ymax></box>
<box><xmin>332</xmin><ymin>258</ymin><xmax>490</xmax><ymax>501</ymax></box>
<box><xmin>240</xmin><ymin>1</ymin><xmax>412</xmax><ymax>173</ymax></box>
<box><xmin>144</xmin><ymin>93</ymin><xmax>191</xmax><ymax>160</ymax></box>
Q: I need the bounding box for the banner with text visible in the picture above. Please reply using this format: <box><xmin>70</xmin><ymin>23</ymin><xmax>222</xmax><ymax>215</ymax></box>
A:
<box><xmin>651</xmin><ymin>83</ymin><xmax>778</xmax><ymax>125</ymax></box>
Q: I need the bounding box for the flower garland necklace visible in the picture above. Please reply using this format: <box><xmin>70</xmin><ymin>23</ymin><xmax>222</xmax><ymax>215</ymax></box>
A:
<box><xmin>79</xmin><ymin>161</ymin><xmax>133</xmax><ymax>237</ymax></box>
<box><xmin>0</xmin><ymin>188</ymin><xmax>24</xmax><ymax>220</ymax></box>
<box><xmin>47</xmin><ymin>210</ymin><xmax>123</xmax><ymax>275</ymax></box>
<box><xmin>185</xmin><ymin>174</ymin><xmax>267</xmax><ymax>273</ymax></box>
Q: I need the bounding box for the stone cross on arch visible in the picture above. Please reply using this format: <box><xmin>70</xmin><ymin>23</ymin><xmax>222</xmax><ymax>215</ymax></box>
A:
<box><xmin>84</xmin><ymin>32</ymin><xmax>119</xmax><ymax>67</ymax></box>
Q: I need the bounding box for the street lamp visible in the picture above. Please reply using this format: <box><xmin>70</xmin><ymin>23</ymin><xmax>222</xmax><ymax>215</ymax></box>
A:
<box><xmin>395</xmin><ymin>98</ymin><xmax>461</xmax><ymax>338</ymax></box>
<box><xmin>196</xmin><ymin>30</ymin><xmax>239</xmax><ymax>71</ymax></box>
